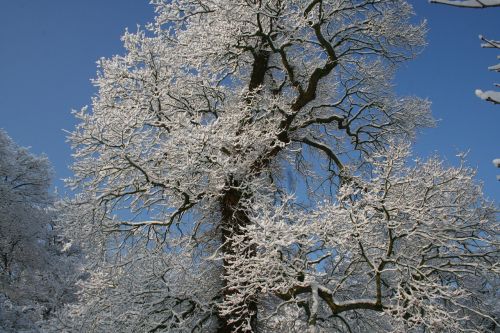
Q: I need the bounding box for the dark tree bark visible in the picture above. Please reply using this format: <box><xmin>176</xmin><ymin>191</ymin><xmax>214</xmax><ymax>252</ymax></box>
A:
<box><xmin>217</xmin><ymin>49</ymin><xmax>270</xmax><ymax>333</ymax></box>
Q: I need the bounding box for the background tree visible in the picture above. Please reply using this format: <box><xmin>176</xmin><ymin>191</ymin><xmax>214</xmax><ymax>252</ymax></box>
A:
<box><xmin>59</xmin><ymin>1</ymin><xmax>498</xmax><ymax>332</ymax></box>
<box><xmin>0</xmin><ymin>129</ymin><xmax>78</xmax><ymax>332</ymax></box>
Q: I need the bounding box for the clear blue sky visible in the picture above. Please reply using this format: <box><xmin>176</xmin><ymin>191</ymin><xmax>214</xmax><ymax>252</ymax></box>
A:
<box><xmin>0</xmin><ymin>1</ymin><xmax>498</xmax><ymax>201</ymax></box>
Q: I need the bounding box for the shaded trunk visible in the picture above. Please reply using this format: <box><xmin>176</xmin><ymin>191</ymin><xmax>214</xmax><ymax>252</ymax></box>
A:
<box><xmin>217</xmin><ymin>50</ymin><xmax>269</xmax><ymax>333</ymax></box>
<box><xmin>218</xmin><ymin>178</ymin><xmax>258</xmax><ymax>332</ymax></box>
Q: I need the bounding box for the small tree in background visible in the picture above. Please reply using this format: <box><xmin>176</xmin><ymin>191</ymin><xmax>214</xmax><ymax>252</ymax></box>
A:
<box><xmin>0</xmin><ymin>129</ymin><xmax>78</xmax><ymax>332</ymax></box>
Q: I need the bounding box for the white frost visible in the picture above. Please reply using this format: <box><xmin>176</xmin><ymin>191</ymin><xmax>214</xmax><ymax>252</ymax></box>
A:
<box><xmin>475</xmin><ymin>89</ymin><xmax>500</xmax><ymax>104</ymax></box>
<box><xmin>430</xmin><ymin>0</ymin><xmax>500</xmax><ymax>7</ymax></box>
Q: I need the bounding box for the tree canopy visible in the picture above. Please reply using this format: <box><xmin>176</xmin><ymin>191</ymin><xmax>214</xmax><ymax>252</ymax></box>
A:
<box><xmin>40</xmin><ymin>1</ymin><xmax>500</xmax><ymax>332</ymax></box>
<box><xmin>0</xmin><ymin>130</ymin><xmax>78</xmax><ymax>332</ymax></box>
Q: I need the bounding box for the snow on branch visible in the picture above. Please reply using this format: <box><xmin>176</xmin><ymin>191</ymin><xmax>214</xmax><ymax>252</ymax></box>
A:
<box><xmin>429</xmin><ymin>0</ymin><xmax>500</xmax><ymax>8</ymax></box>
<box><xmin>494</xmin><ymin>158</ymin><xmax>500</xmax><ymax>180</ymax></box>
<box><xmin>475</xmin><ymin>89</ymin><xmax>500</xmax><ymax>104</ymax></box>
<box><xmin>476</xmin><ymin>35</ymin><xmax>500</xmax><ymax>104</ymax></box>
<box><xmin>222</xmin><ymin>143</ymin><xmax>499</xmax><ymax>332</ymax></box>
<box><xmin>480</xmin><ymin>35</ymin><xmax>500</xmax><ymax>49</ymax></box>
<box><xmin>430</xmin><ymin>2</ymin><xmax>500</xmax><ymax>104</ymax></box>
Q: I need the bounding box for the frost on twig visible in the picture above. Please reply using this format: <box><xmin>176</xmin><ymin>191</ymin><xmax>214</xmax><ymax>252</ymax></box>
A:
<box><xmin>476</xmin><ymin>35</ymin><xmax>500</xmax><ymax>104</ymax></box>
<box><xmin>475</xmin><ymin>89</ymin><xmax>500</xmax><ymax>104</ymax></box>
<box><xmin>222</xmin><ymin>143</ymin><xmax>499</xmax><ymax>332</ymax></box>
<box><xmin>430</xmin><ymin>2</ymin><xmax>500</xmax><ymax>104</ymax></box>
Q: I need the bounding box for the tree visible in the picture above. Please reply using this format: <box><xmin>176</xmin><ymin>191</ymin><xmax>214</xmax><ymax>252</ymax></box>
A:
<box><xmin>0</xmin><ymin>129</ymin><xmax>78</xmax><ymax>332</ymax></box>
<box><xmin>430</xmin><ymin>0</ymin><xmax>500</xmax><ymax>104</ymax></box>
<box><xmin>60</xmin><ymin>1</ymin><xmax>498</xmax><ymax>332</ymax></box>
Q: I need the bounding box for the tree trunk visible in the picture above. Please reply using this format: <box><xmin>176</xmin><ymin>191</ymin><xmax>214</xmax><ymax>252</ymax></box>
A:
<box><xmin>218</xmin><ymin>178</ymin><xmax>258</xmax><ymax>332</ymax></box>
<box><xmin>217</xmin><ymin>49</ymin><xmax>269</xmax><ymax>333</ymax></box>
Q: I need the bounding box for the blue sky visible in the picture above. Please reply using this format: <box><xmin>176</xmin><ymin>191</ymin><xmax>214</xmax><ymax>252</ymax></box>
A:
<box><xmin>0</xmin><ymin>1</ymin><xmax>498</xmax><ymax>201</ymax></box>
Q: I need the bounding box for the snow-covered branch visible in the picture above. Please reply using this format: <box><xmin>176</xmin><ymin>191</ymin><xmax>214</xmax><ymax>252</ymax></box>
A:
<box><xmin>429</xmin><ymin>0</ymin><xmax>500</xmax><ymax>8</ymax></box>
<box><xmin>430</xmin><ymin>1</ymin><xmax>500</xmax><ymax>104</ymax></box>
<box><xmin>222</xmin><ymin>143</ymin><xmax>499</xmax><ymax>332</ymax></box>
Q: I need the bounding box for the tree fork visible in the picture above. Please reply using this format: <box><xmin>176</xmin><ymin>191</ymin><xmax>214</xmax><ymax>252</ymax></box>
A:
<box><xmin>248</xmin><ymin>50</ymin><xmax>271</xmax><ymax>92</ymax></box>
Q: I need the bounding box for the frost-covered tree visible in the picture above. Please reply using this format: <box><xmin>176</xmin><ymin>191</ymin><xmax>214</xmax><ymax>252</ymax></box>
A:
<box><xmin>0</xmin><ymin>129</ymin><xmax>78</xmax><ymax>332</ymax></box>
<box><xmin>430</xmin><ymin>0</ymin><xmax>500</xmax><ymax>104</ymax></box>
<box><xmin>59</xmin><ymin>1</ymin><xmax>498</xmax><ymax>332</ymax></box>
